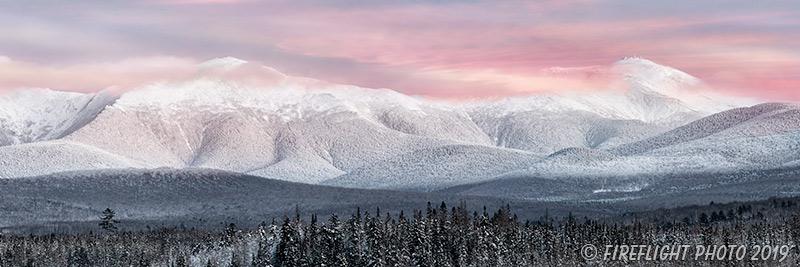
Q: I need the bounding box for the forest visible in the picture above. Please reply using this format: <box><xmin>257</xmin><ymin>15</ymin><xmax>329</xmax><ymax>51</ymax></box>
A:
<box><xmin>1</xmin><ymin>200</ymin><xmax>800</xmax><ymax>267</ymax></box>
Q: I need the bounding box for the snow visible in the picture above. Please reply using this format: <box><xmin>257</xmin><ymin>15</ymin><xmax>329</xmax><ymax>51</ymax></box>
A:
<box><xmin>198</xmin><ymin>56</ymin><xmax>248</xmax><ymax>71</ymax></box>
<box><xmin>611</xmin><ymin>103</ymin><xmax>800</xmax><ymax>155</ymax></box>
<box><xmin>467</xmin><ymin>109</ymin><xmax>666</xmax><ymax>155</ymax></box>
<box><xmin>466</xmin><ymin>57</ymin><xmax>752</xmax><ymax>126</ymax></box>
<box><xmin>61</xmin><ymin>74</ymin><xmax>492</xmax><ymax>184</ymax></box>
<box><xmin>494</xmin><ymin>102</ymin><xmax>800</xmax><ymax>180</ymax></box>
<box><xmin>544</xmin><ymin>147</ymin><xmax>619</xmax><ymax>164</ymax></box>
<box><xmin>1</xmin><ymin>56</ymin><xmax>794</xmax><ymax>192</ymax></box>
<box><xmin>114</xmin><ymin>78</ymin><xmax>430</xmax><ymax>123</ymax></box>
<box><xmin>322</xmin><ymin>144</ymin><xmax>541</xmax><ymax>191</ymax></box>
<box><xmin>614</xmin><ymin>56</ymin><xmax>700</xmax><ymax>96</ymax></box>
<box><xmin>0</xmin><ymin>88</ymin><xmax>116</xmax><ymax>146</ymax></box>
<box><xmin>0</xmin><ymin>140</ymin><xmax>145</xmax><ymax>178</ymax></box>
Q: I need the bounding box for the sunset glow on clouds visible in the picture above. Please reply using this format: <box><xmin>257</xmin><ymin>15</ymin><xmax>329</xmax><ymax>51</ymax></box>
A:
<box><xmin>0</xmin><ymin>0</ymin><xmax>798</xmax><ymax>100</ymax></box>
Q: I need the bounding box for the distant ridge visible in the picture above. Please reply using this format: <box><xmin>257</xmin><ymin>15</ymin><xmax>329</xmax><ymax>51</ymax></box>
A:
<box><xmin>3</xmin><ymin>57</ymin><xmax>794</xmax><ymax>192</ymax></box>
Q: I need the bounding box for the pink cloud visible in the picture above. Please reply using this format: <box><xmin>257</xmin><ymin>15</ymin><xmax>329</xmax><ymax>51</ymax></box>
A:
<box><xmin>1</xmin><ymin>1</ymin><xmax>797</xmax><ymax>100</ymax></box>
<box><xmin>0</xmin><ymin>57</ymin><xmax>204</xmax><ymax>93</ymax></box>
<box><xmin>147</xmin><ymin>0</ymin><xmax>249</xmax><ymax>5</ymax></box>
<box><xmin>248</xmin><ymin>6</ymin><xmax>798</xmax><ymax>99</ymax></box>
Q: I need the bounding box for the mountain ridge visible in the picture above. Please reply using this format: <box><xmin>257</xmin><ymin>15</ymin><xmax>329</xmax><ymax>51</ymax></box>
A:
<box><xmin>1</xmin><ymin>57</ymin><xmax>788</xmax><ymax>191</ymax></box>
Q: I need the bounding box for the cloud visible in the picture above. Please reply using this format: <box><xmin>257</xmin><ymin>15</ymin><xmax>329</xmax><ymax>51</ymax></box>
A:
<box><xmin>0</xmin><ymin>56</ymin><xmax>201</xmax><ymax>93</ymax></box>
<box><xmin>0</xmin><ymin>1</ymin><xmax>797</xmax><ymax>100</ymax></box>
<box><xmin>147</xmin><ymin>0</ymin><xmax>250</xmax><ymax>5</ymax></box>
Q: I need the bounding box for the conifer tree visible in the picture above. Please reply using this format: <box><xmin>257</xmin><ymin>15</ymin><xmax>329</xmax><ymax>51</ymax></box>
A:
<box><xmin>320</xmin><ymin>214</ymin><xmax>347</xmax><ymax>266</ymax></box>
<box><xmin>344</xmin><ymin>208</ymin><xmax>366</xmax><ymax>266</ymax></box>
<box><xmin>276</xmin><ymin>217</ymin><xmax>304</xmax><ymax>267</ymax></box>
<box><xmin>365</xmin><ymin>212</ymin><xmax>388</xmax><ymax>266</ymax></box>
<box><xmin>98</xmin><ymin>208</ymin><xmax>119</xmax><ymax>233</ymax></box>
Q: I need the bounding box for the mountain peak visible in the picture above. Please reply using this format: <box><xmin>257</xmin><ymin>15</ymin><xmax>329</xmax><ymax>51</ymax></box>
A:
<box><xmin>616</xmin><ymin>56</ymin><xmax>657</xmax><ymax>65</ymax></box>
<box><xmin>613</xmin><ymin>57</ymin><xmax>700</xmax><ymax>95</ymax></box>
<box><xmin>611</xmin><ymin>56</ymin><xmax>755</xmax><ymax>120</ymax></box>
<box><xmin>614</xmin><ymin>56</ymin><xmax>679</xmax><ymax>71</ymax></box>
<box><xmin>199</xmin><ymin>57</ymin><xmax>249</xmax><ymax>71</ymax></box>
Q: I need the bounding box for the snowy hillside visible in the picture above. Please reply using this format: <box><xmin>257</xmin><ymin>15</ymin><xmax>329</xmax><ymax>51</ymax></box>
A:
<box><xmin>496</xmin><ymin>103</ymin><xmax>800</xmax><ymax>180</ymax></box>
<box><xmin>467</xmin><ymin>57</ymin><xmax>749</xmax><ymax>125</ymax></box>
<box><xmin>462</xmin><ymin>57</ymin><xmax>752</xmax><ymax>155</ymax></box>
<box><xmin>0</xmin><ymin>56</ymin><xmax>787</xmax><ymax>192</ymax></box>
<box><xmin>322</xmin><ymin>144</ymin><xmax>541</xmax><ymax>191</ymax></box>
<box><xmin>468</xmin><ymin>109</ymin><xmax>666</xmax><ymax>155</ymax></box>
<box><xmin>611</xmin><ymin>103</ymin><xmax>800</xmax><ymax>155</ymax></box>
<box><xmin>0</xmin><ymin>140</ymin><xmax>146</xmax><ymax>178</ymax></box>
<box><xmin>63</xmin><ymin>76</ymin><xmax>493</xmax><ymax>184</ymax></box>
<box><xmin>0</xmin><ymin>89</ymin><xmax>115</xmax><ymax>146</ymax></box>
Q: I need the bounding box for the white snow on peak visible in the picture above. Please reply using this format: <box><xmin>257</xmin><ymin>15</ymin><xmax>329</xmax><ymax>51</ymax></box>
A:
<box><xmin>0</xmin><ymin>56</ymin><xmax>789</xmax><ymax>189</ymax></box>
<box><xmin>0</xmin><ymin>88</ymin><xmax>116</xmax><ymax>145</ymax></box>
<box><xmin>0</xmin><ymin>56</ymin><xmax>751</xmax><ymax>150</ymax></box>
<box><xmin>615</xmin><ymin>57</ymin><xmax>753</xmax><ymax>115</ymax></box>
<box><xmin>113</xmin><ymin>77</ymin><xmax>429</xmax><ymax>122</ymax></box>
<box><xmin>613</xmin><ymin>56</ymin><xmax>700</xmax><ymax>95</ymax></box>
<box><xmin>111</xmin><ymin>56</ymin><xmax>748</xmax><ymax>125</ymax></box>
<box><xmin>468</xmin><ymin>57</ymin><xmax>752</xmax><ymax>124</ymax></box>
<box><xmin>110</xmin><ymin>56</ymin><xmax>430</xmax><ymax>121</ymax></box>
<box><xmin>198</xmin><ymin>56</ymin><xmax>248</xmax><ymax>71</ymax></box>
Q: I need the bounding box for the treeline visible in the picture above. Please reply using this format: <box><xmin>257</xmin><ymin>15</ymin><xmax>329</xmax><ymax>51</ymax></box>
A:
<box><xmin>2</xmin><ymin>202</ymin><xmax>800</xmax><ymax>266</ymax></box>
<box><xmin>618</xmin><ymin>197</ymin><xmax>800</xmax><ymax>226</ymax></box>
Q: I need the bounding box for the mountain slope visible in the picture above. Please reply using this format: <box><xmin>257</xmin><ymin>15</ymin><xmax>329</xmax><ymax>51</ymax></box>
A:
<box><xmin>462</xmin><ymin>57</ymin><xmax>750</xmax><ymax>155</ymax></box>
<box><xmin>489</xmin><ymin>103</ymin><xmax>800</xmax><ymax>180</ymax></box>
<box><xmin>322</xmin><ymin>144</ymin><xmax>541</xmax><ymax>191</ymax></box>
<box><xmin>0</xmin><ymin>169</ymin><xmax>596</xmax><ymax>230</ymax></box>
<box><xmin>468</xmin><ymin>109</ymin><xmax>666</xmax><ymax>155</ymax></box>
<box><xmin>0</xmin><ymin>57</ymin><xmax>767</xmax><ymax>190</ymax></box>
<box><xmin>0</xmin><ymin>89</ymin><xmax>115</xmax><ymax>146</ymax></box>
<box><xmin>0</xmin><ymin>140</ymin><xmax>144</xmax><ymax>178</ymax></box>
<box><xmin>611</xmin><ymin>103</ymin><xmax>800</xmax><ymax>155</ymax></box>
<box><xmin>62</xmin><ymin>77</ymin><xmax>493</xmax><ymax>183</ymax></box>
<box><xmin>441</xmin><ymin>166</ymin><xmax>800</xmax><ymax>208</ymax></box>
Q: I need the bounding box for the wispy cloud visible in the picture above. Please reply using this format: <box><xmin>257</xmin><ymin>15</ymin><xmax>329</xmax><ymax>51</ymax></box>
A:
<box><xmin>146</xmin><ymin>0</ymin><xmax>251</xmax><ymax>5</ymax></box>
<box><xmin>0</xmin><ymin>56</ymin><xmax>199</xmax><ymax>92</ymax></box>
<box><xmin>0</xmin><ymin>0</ymin><xmax>797</xmax><ymax>100</ymax></box>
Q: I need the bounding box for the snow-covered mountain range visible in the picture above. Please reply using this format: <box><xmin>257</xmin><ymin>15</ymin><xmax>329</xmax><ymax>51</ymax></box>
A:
<box><xmin>2</xmin><ymin>57</ymin><xmax>796</xmax><ymax>191</ymax></box>
<box><xmin>0</xmin><ymin>89</ymin><xmax>116</xmax><ymax>146</ymax></box>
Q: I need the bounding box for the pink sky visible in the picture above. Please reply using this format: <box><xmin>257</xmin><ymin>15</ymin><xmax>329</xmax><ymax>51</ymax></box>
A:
<box><xmin>0</xmin><ymin>0</ymin><xmax>798</xmax><ymax>100</ymax></box>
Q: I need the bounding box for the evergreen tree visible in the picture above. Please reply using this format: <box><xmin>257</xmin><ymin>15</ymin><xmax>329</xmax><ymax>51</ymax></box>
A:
<box><xmin>175</xmin><ymin>255</ymin><xmax>187</xmax><ymax>267</ymax></box>
<box><xmin>253</xmin><ymin>220</ymin><xmax>277</xmax><ymax>267</ymax></box>
<box><xmin>304</xmin><ymin>214</ymin><xmax>322</xmax><ymax>266</ymax></box>
<box><xmin>364</xmin><ymin>212</ymin><xmax>388</xmax><ymax>266</ymax></box>
<box><xmin>409</xmin><ymin>210</ymin><xmax>432</xmax><ymax>267</ymax></box>
<box><xmin>388</xmin><ymin>211</ymin><xmax>413</xmax><ymax>266</ymax></box>
<box><xmin>699</xmin><ymin>212</ymin><xmax>710</xmax><ymax>224</ymax></box>
<box><xmin>4</xmin><ymin>201</ymin><xmax>800</xmax><ymax>266</ymax></box>
<box><xmin>276</xmin><ymin>217</ymin><xmax>305</xmax><ymax>267</ymax></box>
<box><xmin>320</xmin><ymin>214</ymin><xmax>347</xmax><ymax>266</ymax></box>
<box><xmin>98</xmin><ymin>208</ymin><xmax>119</xmax><ymax>233</ymax></box>
<box><xmin>345</xmin><ymin>208</ymin><xmax>366</xmax><ymax>266</ymax></box>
